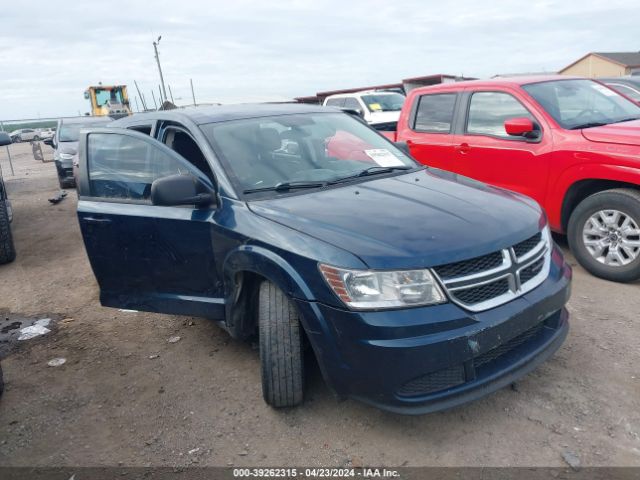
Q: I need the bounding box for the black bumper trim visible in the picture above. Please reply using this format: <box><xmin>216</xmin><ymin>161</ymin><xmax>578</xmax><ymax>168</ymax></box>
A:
<box><xmin>352</xmin><ymin>309</ymin><xmax>569</xmax><ymax>415</ymax></box>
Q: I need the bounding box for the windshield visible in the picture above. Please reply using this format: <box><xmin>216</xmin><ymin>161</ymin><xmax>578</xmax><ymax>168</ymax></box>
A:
<box><xmin>95</xmin><ymin>88</ymin><xmax>124</xmax><ymax>106</ymax></box>
<box><xmin>522</xmin><ymin>79</ymin><xmax>640</xmax><ymax>129</ymax></box>
<box><xmin>360</xmin><ymin>93</ymin><xmax>405</xmax><ymax>112</ymax></box>
<box><xmin>59</xmin><ymin>121</ymin><xmax>109</xmax><ymax>142</ymax></box>
<box><xmin>201</xmin><ymin>113</ymin><xmax>417</xmax><ymax>195</ymax></box>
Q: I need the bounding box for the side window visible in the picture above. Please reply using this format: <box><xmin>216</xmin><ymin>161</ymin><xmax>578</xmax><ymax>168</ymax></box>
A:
<box><xmin>414</xmin><ymin>93</ymin><xmax>457</xmax><ymax>133</ymax></box>
<box><xmin>161</xmin><ymin>128</ymin><xmax>215</xmax><ymax>182</ymax></box>
<box><xmin>87</xmin><ymin>133</ymin><xmax>186</xmax><ymax>201</ymax></box>
<box><xmin>343</xmin><ymin>97</ymin><xmax>362</xmax><ymax>111</ymax></box>
<box><xmin>325</xmin><ymin>98</ymin><xmax>345</xmax><ymax>107</ymax></box>
<box><xmin>607</xmin><ymin>84</ymin><xmax>640</xmax><ymax>102</ymax></box>
<box><xmin>467</xmin><ymin>92</ymin><xmax>534</xmax><ymax>138</ymax></box>
<box><xmin>128</xmin><ymin>125</ymin><xmax>153</xmax><ymax>136</ymax></box>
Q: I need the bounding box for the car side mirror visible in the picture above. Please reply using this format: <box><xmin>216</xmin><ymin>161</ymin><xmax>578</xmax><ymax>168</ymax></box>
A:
<box><xmin>151</xmin><ymin>174</ymin><xmax>216</xmax><ymax>208</ymax></box>
<box><xmin>0</xmin><ymin>132</ymin><xmax>12</xmax><ymax>146</ymax></box>
<box><xmin>43</xmin><ymin>138</ymin><xmax>53</xmax><ymax>146</ymax></box>
<box><xmin>504</xmin><ymin>117</ymin><xmax>537</xmax><ymax>138</ymax></box>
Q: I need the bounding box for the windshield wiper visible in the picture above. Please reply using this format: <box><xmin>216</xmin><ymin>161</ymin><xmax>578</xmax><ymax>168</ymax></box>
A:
<box><xmin>328</xmin><ymin>166</ymin><xmax>413</xmax><ymax>185</ymax></box>
<box><xmin>612</xmin><ymin>116</ymin><xmax>640</xmax><ymax>124</ymax></box>
<box><xmin>243</xmin><ymin>181</ymin><xmax>327</xmax><ymax>194</ymax></box>
<box><xmin>570</xmin><ymin>122</ymin><xmax>609</xmax><ymax>130</ymax></box>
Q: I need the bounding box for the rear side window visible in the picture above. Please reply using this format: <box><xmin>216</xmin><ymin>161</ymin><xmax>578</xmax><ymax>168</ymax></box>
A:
<box><xmin>413</xmin><ymin>93</ymin><xmax>457</xmax><ymax>133</ymax></box>
<box><xmin>467</xmin><ymin>92</ymin><xmax>533</xmax><ymax>138</ymax></box>
<box><xmin>325</xmin><ymin>98</ymin><xmax>345</xmax><ymax>107</ymax></box>
<box><xmin>87</xmin><ymin>133</ymin><xmax>185</xmax><ymax>200</ymax></box>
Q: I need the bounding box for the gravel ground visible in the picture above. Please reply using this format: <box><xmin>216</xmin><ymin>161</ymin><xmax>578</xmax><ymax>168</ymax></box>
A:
<box><xmin>0</xmin><ymin>142</ymin><xmax>639</xmax><ymax>468</ymax></box>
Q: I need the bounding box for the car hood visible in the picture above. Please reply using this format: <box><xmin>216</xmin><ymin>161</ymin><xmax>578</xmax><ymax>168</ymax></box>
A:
<box><xmin>57</xmin><ymin>141</ymin><xmax>79</xmax><ymax>155</ymax></box>
<box><xmin>248</xmin><ymin>169</ymin><xmax>543</xmax><ymax>269</ymax></box>
<box><xmin>367</xmin><ymin>110</ymin><xmax>401</xmax><ymax>125</ymax></box>
<box><xmin>581</xmin><ymin>119</ymin><xmax>640</xmax><ymax>146</ymax></box>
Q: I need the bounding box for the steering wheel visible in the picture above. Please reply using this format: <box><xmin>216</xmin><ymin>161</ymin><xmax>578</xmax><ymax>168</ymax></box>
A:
<box><xmin>573</xmin><ymin>109</ymin><xmax>604</xmax><ymax>121</ymax></box>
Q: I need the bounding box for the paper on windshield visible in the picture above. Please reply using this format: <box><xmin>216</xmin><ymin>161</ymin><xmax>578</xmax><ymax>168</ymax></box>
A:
<box><xmin>364</xmin><ymin>149</ymin><xmax>405</xmax><ymax>167</ymax></box>
<box><xmin>369</xmin><ymin>103</ymin><xmax>382</xmax><ymax>111</ymax></box>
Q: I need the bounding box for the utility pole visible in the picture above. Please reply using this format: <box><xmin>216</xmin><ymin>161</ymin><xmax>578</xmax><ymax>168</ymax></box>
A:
<box><xmin>190</xmin><ymin>78</ymin><xmax>197</xmax><ymax>106</ymax></box>
<box><xmin>153</xmin><ymin>36</ymin><xmax>168</xmax><ymax>103</ymax></box>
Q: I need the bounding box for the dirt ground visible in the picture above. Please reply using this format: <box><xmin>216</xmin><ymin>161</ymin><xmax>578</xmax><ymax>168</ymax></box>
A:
<box><xmin>0</xmin><ymin>142</ymin><xmax>639</xmax><ymax>468</ymax></box>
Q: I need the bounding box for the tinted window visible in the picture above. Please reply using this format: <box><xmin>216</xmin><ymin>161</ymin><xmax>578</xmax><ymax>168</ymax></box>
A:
<box><xmin>88</xmin><ymin>133</ymin><xmax>186</xmax><ymax>200</ymax></box>
<box><xmin>414</xmin><ymin>94</ymin><xmax>456</xmax><ymax>133</ymax></box>
<box><xmin>467</xmin><ymin>92</ymin><xmax>533</xmax><ymax>138</ymax></box>
<box><xmin>325</xmin><ymin>98</ymin><xmax>345</xmax><ymax>107</ymax></box>
<box><xmin>162</xmin><ymin>128</ymin><xmax>215</xmax><ymax>182</ymax></box>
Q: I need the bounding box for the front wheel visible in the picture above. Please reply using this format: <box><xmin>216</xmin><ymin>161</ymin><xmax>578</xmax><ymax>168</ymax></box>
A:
<box><xmin>568</xmin><ymin>188</ymin><xmax>640</xmax><ymax>282</ymax></box>
<box><xmin>258</xmin><ymin>281</ymin><xmax>304</xmax><ymax>408</ymax></box>
<box><xmin>0</xmin><ymin>200</ymin><xmax>16</xmax><ymax>265</ymax></box>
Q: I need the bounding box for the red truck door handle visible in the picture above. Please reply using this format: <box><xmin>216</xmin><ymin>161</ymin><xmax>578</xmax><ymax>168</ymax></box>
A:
<box><xmin>455</xmin><ymin>143</ymin><xmax>471</xmax><ymax>154</ymax></box>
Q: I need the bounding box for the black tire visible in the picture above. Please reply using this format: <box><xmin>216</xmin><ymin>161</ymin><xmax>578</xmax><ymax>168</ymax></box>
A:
<box><xmin>568</xmin><ymin>188</ymin><xmax>640</xmax><ymax>282</ymax></box>
<box><xmin>0</xmin><ymin>200</ymin><xmax>16</xmax><ymax>265</ymax></box>
<box><xmin>12</xmin><ymin>136</ymin><xmax>21</xmax><ymax>143</ymax></box>
<box><xmin>58</xmin><ymin>176</ymin><xmax>74</xmax><ymax>189</ymax></box>
<box><xmin>258</xmin><ymin>281</ymin><xmax>304</xmax><ymax>407</ymax></box>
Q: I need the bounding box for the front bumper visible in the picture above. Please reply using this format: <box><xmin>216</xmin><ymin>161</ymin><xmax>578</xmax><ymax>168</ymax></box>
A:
<box><xmin>55</xmin><ymin>160</ymin><xmax>75</xmax><ymax>185</ymax></box>
<box><xmin>296</xmin><ymin>245</ymin><xmax>571</xmax><ymax>414</ymax></box>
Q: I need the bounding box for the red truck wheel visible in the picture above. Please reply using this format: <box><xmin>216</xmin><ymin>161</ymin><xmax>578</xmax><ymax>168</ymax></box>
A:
<box><xmin>568</xmin><ymin>188</ymin><xmax>640</xmax><ymax>282</ymax></box>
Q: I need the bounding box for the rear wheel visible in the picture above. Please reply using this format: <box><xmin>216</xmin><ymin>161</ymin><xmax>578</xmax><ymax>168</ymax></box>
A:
<box><xmin>258</xmin><ymin>281</ymin><xmax>304</xmax><ymax>408</ymax></box>
<box><xmin>0</xmin><ymin>200</ymin><xmax>16</xmax><ymax>265</ymax></box>
<box><xmin>568</xmin><ymin>188</ymin><xmax>640</xmax><ymax>282</ymax></box>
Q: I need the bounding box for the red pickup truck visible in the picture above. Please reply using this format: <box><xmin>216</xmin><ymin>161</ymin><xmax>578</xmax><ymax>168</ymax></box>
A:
<box><xmin>389</xmin><ymin>75</ymin><xmax>640</xmax><ymax>282</ymax></box>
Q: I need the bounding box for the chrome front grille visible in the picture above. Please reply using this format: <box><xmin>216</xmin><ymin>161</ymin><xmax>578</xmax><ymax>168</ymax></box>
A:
<box><xmin>433</xmin><ymin>230</ymin><xmax>551</xmax><ymax>312</ymax></box>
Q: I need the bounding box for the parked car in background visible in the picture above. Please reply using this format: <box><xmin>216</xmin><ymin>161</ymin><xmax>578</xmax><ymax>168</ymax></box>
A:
<box><xmin>599</xmin><ymin>76</ymin><xmax>640</xmax><ymax>104</ymax></box>
<box><xmin>38</xmin><ymin>128</ymin><xmax>56</xmax><ymax>141</ymax></box>
<box><xmin>9</xmin><ymin>128</ymin><xmax>39</xmax><ymax>143</ymax></box>
<box><xmin>323</xmin><ymin>90</ymin><xmax>405</xmax><ymax>132</ymax></box>
<box><xmin>391</xmin><ymin>75</ymin><xmax>640</xmax><ymax>282</ymax></box>
<box><xmin>74</xmin><ymin>104</ymin><xmax>571</xmax><ymax>413</ymax></box>
<box><xmin>0</xmin><ymin>132</ymin><xmax>16</xmax><ymax>265</ymax></box>
<box><xmin>53</xmin><ymin>116</ymin><xmax>112</xmax><ymax>188</ymax></box>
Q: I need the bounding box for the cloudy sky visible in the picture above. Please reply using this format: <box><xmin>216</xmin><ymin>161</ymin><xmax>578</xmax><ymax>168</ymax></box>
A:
<box><xmin>0</xmin><ymin>0</ymin><xmax>637</xmax><ymax>120</ymax></box>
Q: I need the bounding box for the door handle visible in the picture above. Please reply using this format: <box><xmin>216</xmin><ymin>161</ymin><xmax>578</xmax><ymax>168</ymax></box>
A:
<box><xmin>83</xmin><ymin>216</ymin><xmax>111</xmax><ymax>224</ymax></box>
<box><xmin>455</xmin><ymin>143</ymin><xmax>471</xmax><ymax>154</ymax></box>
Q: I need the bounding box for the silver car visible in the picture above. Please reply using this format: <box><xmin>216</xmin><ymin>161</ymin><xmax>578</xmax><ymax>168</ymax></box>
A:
<box><xmin>10</xmin><ymin>128</ymin><xmax>39</xmax><ymax>142</ymax></box>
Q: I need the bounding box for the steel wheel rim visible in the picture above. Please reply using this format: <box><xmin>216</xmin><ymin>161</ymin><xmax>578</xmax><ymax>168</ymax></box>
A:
<box><xmin>582</xmin><ymin>209</ymin><xmax>640</xmax><ymax>267</ymax></box>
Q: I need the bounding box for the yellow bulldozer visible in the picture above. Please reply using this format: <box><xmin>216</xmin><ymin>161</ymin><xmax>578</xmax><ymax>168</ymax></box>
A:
<box><xmin>84</xmin><ymin>85</ymin><xmax>132</xmax><ymax>117</ymax></box>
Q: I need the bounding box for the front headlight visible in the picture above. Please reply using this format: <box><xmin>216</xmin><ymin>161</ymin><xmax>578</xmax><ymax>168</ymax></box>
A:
<box><xmin>319</xmin><ymin>264</ymin><xmax>446</xmax><ymax>310</ymax></box>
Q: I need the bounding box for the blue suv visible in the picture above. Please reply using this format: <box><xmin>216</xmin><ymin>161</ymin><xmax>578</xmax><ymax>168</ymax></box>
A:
<box><xmin>76</xmin><ymin>104</ymin><xmax>571</xmax><ymax>414</ymax></box>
